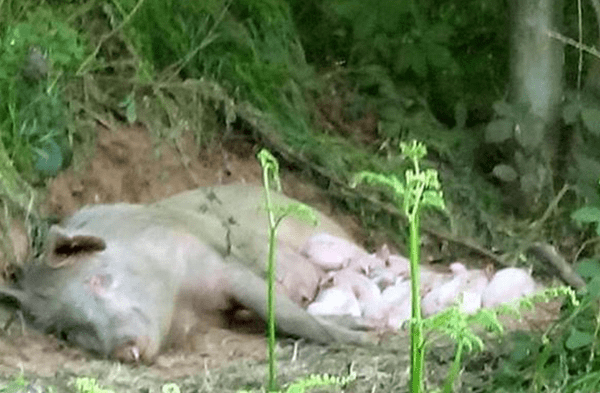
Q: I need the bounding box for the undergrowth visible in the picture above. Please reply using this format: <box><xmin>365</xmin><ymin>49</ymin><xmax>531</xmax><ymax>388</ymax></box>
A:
<box><xmin>0</xmin><ymin>0</ymin><xmax>507</xmax><ymax>253</ymax></box>
<box><xmin>0</xmin><ymin>6</ymin><xmax>84</xmax><ymax>182</ymax></box>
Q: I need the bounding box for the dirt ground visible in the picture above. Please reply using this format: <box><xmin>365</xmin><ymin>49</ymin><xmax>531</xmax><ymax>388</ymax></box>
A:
<box><xmin>0</xmin><ymin>125</ymin><xmax>561</xmax><ymax>392</ymax></box>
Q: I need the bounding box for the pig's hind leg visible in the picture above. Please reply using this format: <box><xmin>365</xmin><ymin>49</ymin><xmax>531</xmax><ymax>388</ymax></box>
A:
<box><xmin>223</xmin><ymin>263</ymin><xmax>375</xmax><ymax>345</ymax></box>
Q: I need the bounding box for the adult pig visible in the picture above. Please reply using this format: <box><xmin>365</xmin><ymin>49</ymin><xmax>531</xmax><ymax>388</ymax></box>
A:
<box><xmin>0</xmin><ymin>184</ymin><xmax>372</xmax><ymax>363</ymax></box>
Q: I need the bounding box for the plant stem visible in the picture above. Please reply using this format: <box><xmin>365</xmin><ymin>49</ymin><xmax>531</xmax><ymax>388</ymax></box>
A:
<box><xmin>409</xmin><ymin>211</ymin><xmax>424</xmax><ymax>393</ymax></box>
<box><xmin>443</xmin><ymin>341</ymin><xmax>464</xmax><ymax>393</ymax></box>
<box><xmin>261</xmin><ymin>176</ymin><xmax>278</xmax><ymax>392</ymax></box>
<box><xmin>267</xmin><ymin>226</ymin><xmax>278</xmax><ymax>392</ymax></box>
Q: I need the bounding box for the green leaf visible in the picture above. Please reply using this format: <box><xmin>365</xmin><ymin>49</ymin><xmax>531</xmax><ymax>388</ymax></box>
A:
<box><xmin>575</xmin><ymin>258</ymin><xmax>600</xmax><ymax>280</ymax></box>
<box><xmin>581</xmin><ymin>107</ymin><xmax>600</xmax><ymax>135</ymax></box>
<box><xmin>485</xmin><ymin>119</ymin><xmax>513</xmax><ymax>143</ymax></box>
<box><xmin>492</xmin><ymin>164</ymin><xmax>518</xmax><ymax>182</ymax></box>
<box><xmin>492</xmin><ymin>101</ymin><xmax>515</xmax><ymax>118</ymax></box>
<box><xmin>562</xmin><ymin>101</ymin><xmax>581</xmax><ymax>125</ymax></box>
<box><xmin>565</xmin><ymin>328</ymin><xmax>594</xmax><ymax>350</ymax></box>
<box><xmin>515</xmin><ymin>113</ymin><xmax>544</xmax><ymax>148</ymax></box>
<box><xmin>126</xmin><ymin>100</ymin><xmax>137</xmax><ymax>124</ymax></box>
<box><xmin>162</xmin><ymin>383</ymin><xmax>181</xmax><ymax>393</ymax></box>
<box><xmin>422</xmin><ymin>190</ymin><xmax>445</xmax><ymax>210</ymax></box>
<box><xmin>508</xmin><ymin>333</ymin><xmax>538</xmax><ymax>362</ymax></box>
<box><xmin>34</xmin><ymin>138</ymin><xmax>63</xmax><ymax>176</ymax></box>
<box><xmin>273</xmin><ymin>203</ymin><xmax>318</xmax><ymax>227</ymax></box>
<box><xmin>396</xmin><ymin>43</ymin><xmax>427</xmax><ymax>78</ymax></box>
<box><xmin>410</xmin><ymin>48</ymin><xmax>427</xmax><ymax>78</ymax></box>
<box><xmin>587</xmin><ymin>276</ymin><xmax>600</xmax><ymax>298</ymax></box>
<box><xmin>425</xmin><ymin>23</ymin><xmax>454</xmax><ymax>43</ymax></box>
<box><xmin>571</xmin><ymin>206</ymin><xmax>600</xmax><ymax>224</ymax></box>
<box><xmin>119</xmin><ymin>93</ymin><xmax>137</xmax><ymax>124</ymax></box>
<box><xmin>425</xmin><ymin>43</ymin><xmax>454</xmax><ymax>69</ymax></box>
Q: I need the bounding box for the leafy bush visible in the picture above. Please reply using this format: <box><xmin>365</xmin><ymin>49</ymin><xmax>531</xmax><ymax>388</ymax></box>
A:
<box><xmin>0</xmin><ymin>7</ymin><xmax>85</xmax><ymax>180</ymax></box>
<box><xmin>289</xmin><ymin>0</ymin><xmax>508</xmax><ymax>127</ymax></box>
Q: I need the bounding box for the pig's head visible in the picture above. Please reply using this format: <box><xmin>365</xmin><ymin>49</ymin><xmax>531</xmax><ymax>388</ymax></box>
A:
<box><xmin>347</xmin><ymin>253</ymin><xmax>385</xmax><ymax>276</ymax></box>
<box><xmin>5</xmin><ymin>226</ymin><xmax>164</xmax><ymax>363</ymax></box>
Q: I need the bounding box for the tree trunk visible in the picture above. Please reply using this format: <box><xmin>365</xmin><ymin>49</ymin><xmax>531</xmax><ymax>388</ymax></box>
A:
<box><xmin>508</xmin><ymin>0</ymin><xmax>563</xmax><ymax>213</ymax></box>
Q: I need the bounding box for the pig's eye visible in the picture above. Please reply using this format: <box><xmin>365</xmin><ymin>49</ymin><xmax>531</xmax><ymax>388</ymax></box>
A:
<box><xmin>62</xmin><ymin>325</ymin><xmax>103</xmax><ymax>354</ymax></box>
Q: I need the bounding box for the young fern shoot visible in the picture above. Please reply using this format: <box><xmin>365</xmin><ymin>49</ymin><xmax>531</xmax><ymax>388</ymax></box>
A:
<box><xmin>257</xmin><ymin>149</ymin><xmax>318</xmax><ymax>392</ymax></box>
<box><xmin>353</xmin><ymin>140</ymin><xmax>445</xmax><ymax>393</ymax></box>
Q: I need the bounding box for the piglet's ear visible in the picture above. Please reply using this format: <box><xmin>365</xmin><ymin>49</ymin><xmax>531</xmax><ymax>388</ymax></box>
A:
<box><xmin>46</xmin><ymin>226</ymin><xmax>106</xmax><ymax>268</ymax></box>
<box><xmin>376</xmin><ymin>244</ymin><xmax>390</xmax><ymax>261</ymax></box>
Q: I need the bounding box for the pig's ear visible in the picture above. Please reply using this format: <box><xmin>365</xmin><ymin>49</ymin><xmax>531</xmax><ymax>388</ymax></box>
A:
<box><xmin>0</xmin><ymin>286</ymin><xmax>28</xmax><ymax>307</ymax></box>
<box><xmin>320</xmin><ymin>275</ymin><xmax>336</xmax><ymax>288</ymax></box>
<box><xmin>376</xmin><ymin>244</ymin><xmax>390</xmax><ymax>262</ymax></box>
<box><xmin>46</xmin><ymin>226</ymin><xmax>106</xmax><ymax>268</ymax></box>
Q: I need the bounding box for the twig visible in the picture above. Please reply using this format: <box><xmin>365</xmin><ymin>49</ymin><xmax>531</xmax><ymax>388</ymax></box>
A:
<box><xmin>546</xmin><ymin>29</ymin><xmax>600</xmax><ymax>59</ymax></box>
<box><xmin>529</xmin><ymin>243</ymin><xmax>586</xmax><ymax>289</ymax></box>
<box><xmin>174</xmin><ymin>137</ymin><xmax>201</xmax><ymax>187</ymax></box>
<box><xmin>573</xmin><ymin>236</ymin><xmax>600</xmax><ymax>262</ymax></box>
<box><xmin>291</xmin><ymin>340</ymin><xmax>299</xmax><ymax>362</ymax></box>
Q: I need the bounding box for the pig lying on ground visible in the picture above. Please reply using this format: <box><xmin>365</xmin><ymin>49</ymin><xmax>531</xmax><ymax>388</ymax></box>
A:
<box><xmin>0</xmin><ymin>184</ymin><xmax>375</xmax><ymax>363</ymax></box>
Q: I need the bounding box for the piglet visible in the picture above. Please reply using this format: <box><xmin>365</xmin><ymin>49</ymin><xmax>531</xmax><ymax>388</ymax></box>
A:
<box><xmin>456</xmin><ymin>267</ymin><xmax>491</xmax><ymax>314</ymax></box>
<box><xmin>482</xmin><ymin>267</ymin><xmax>536</xmax><ymax>308</ymax></box>
<box><xmin>301</xmin><ymin>233</ymin><xmax>366</xmax><ymax>271</ymax></box>
<box><xmin>347</xmin><ymin>252</ymin><xmax>386</xmax><ymax>276</ymax></box>
<box><xmin>307</xmin><ymin>287</ymin><xmax>362</xmax><ymax>317</ymax></box>
<box><xmin>379</xmin><ymin>279</ymin><xmax>412</xmax><ymax>329</ymax></box>
<box><xmin>374</xmin><ymin>244</ymin><xmax>411</xmax><ymax>277</ymax></box>
<box><xmin>323</xmin><ymin>268</ymin><xmax>384</xmax><ymax>319</ymax></box>
<box><xmin>358</xmin><ymin>278</ymin><xmax>413</xmax><ymax>329</ymax></box>
<box><xmin>369</xmin><ymin>267</ymin><xmax>397</xmax><ymax>291</ymax></box>
<box><xmin>459</xmin><ymin>291</ymin><xmax>483</xmax><ymax>315</ymax></box>
<box><xmin>386</xmin><ymin>298</ymin><xmax>412</xmax><ymax>329</ymax></box>
<box><xmin>422</xmin><ymin>262</ymin><xmax>470</xmax><ymax>316</ymax></box>
<box><xmin>275</xmin><ymin>245</ymin><xmax>324</xmax><ymax>308</ymax></box>
<box><xmin>381</xmin><ymin>278</ymin><xmax>411</xmax><ymax>305</ymax></box>
<box><xmin>419</xmin><ymin>267</ymin><xmax>453</xmax><ymax>298</ymax></box>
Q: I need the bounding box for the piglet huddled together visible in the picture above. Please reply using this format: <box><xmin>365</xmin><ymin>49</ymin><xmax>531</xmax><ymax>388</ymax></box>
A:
<box><xmin>301</xmin><ymin>232</ymin><xmax>540</xmax><ymax>330</ymax></box>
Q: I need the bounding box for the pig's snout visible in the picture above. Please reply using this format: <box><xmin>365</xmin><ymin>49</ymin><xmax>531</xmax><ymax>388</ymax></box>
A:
<box><xmin>111</xmin><ymin>336</ymin><xmax>157</xmax><ymax>364</ymax></box>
